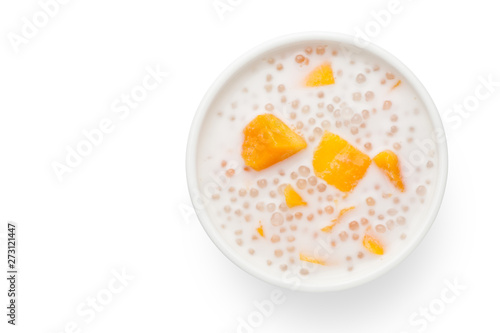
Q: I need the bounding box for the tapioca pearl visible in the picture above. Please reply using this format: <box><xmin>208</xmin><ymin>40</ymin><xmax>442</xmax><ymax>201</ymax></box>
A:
<box><xmin>226</xmin><ymin>169</ymin><xmax>235</xmax><ymax>177</ymax></box>
<box><xmin>239</xmin><ymin>189</ymin><xmax>247</xmax><ymax>197</ymax></box>
<box><xmin>230</xmin><ymin>197</ymin><xmax>237</xmax><ymax>203</ymax></box>
<box><xmin>305</xmin><ymin>47</ymin><xmax>313</xmax><ymax>54</ymax></box>
<box><xmin>302</xmin><ymin>105</ymin><xmax>311</xmax><ymax>114</ymax></box>
<box><xmin>316</xmin><ymin>46</ymin><xmax>325</xmax><ymax>54</ymax></box>
<box><xmin>325</xmin><ymin>206</ymin><xmax>334</xmax><ymax>214</ymax></box>
<box><xmin>236</xmin><ymin>239</ymin><xmax>243</xmax><ymax>246</ymax></box>
<box><xmin>244</xmin><ymin>214</ymin><xmax>252</xmax><ymax>222</ymax></box>
<box><xmin>317</xmin><ymin>184</ymin><xmax>327</xmax><ymax>193</ymax></box>
<box><xmin>364</xmin><ymin>142</ymin><xmax>372</xmax><ymax>151</ymax></box>
<box><xmin>279</xmin><ymin>203</ymin><xmax>288</xmax><ymax>212</ymax></box>
<box><xmin>351</xmin><ymin>127</ymin><xmax>359</xmax><ymax>135</ymax></box>
<box><xmin>362</xmin><ymin>109</ymin><xmax>370</xmax><ymax>119</ymax></box>
<box><xmin>316</xmin><ymin>110</ymin><xmax>324</xmax><ymax>117</ymax></box>
<box><xmin>346</xmin><ymin>256</ymin><xmax>352</xmax><ymax>262</ymax></box>
<box><xmin>308</xmin><ymin>118</ymin><xmax>316</xmax><ymax>125</ymax></box>
<box><xmin>365</xmin><ymin>68</ymin><xmax>371</xmax><ymax>74</ymax></box>
<box><xmin>326</xmin><ymin>195</ymin><xmax>334</xmax><ymax>202</ymax></box>
<box><xmin>353</xmin><ymin>92</ymin><xmax>362</xmax><ymax>101</ymax></box>
<box><xmin>357</xmin><ymin>252</ymin><xmax>364</xmax><ymax>259</ymax></box>
<box><xmin>335</xmin><ymin>120</ymin><xmax>342</xmax><ymax>128</ymax></box>
<box><xmin>243</xmin><ymin>202</ymin><xmax>250</xmax><ymax>209</ymax></box>
<box><xmin>249</xmin><ymin>188</ymin><xmax>259</xmax><ymax>197</ymax></box>
<box><xmin>383</xmin><ymin>101</ymin><xmax>392</xmax><ymax>110</ymax></box>
<box><xmin>351</xmin><ymin>114</ymin><xmax>362</xmax><ymax>124</ymax></box>
<box><xmin>252</xmin><ymin>105</ymin><xmax>259</xmax><ymax>110</ymax></box>
<box><xmin>298</xmin><ymin>166</ymin><xmax>310</xmax><ymax>177</ymax></box>
<box><xmin>393</xmin><ymin>142</ymin><xmax>401</xmax><ymax>150</ymax></box>
<box><xmin>391</xmin><ymin>126</ymin><xmax>398</xmax><ymax>133</ymax></box>
<box><xmin>280</xmin><ymin>264</ymin><xmax>288</xmax><ymax>271</ymax></box>
<box><xmin>270</xmin><ymin>191</ymin><xmax>277</xmax><ymax>198</ymax></box>
<box><xmin>248</xmin><ymin>248</ymin><xmax>255</xmax><ymax>255</ymax></box>
<box><xmin>369</xmin><ymin>209</ymin><xmax>375</xmax><ymax>216</ymax></box>
<box><xmin>273</xmin><ymin>178</ymin><xmax>279</xmax><ymax>185</ymax></box>
<box><xmin>352</xmin><ymin>234</ymin><xmax>359</xmax><ymax>240</ymax></box>
<box><xmin>327</xmin><ymin>104</ymin><xmax>334</xmax><ymax>112</ymax></box>
<box><xmin>275</xmin><ymin>249</ymin><xmax>284</xmax><ymax>258</ymax></box>
<box><xmin>350</xmin><ymin>60</ymin><xmax>355</xmax><ymax>65</ymax></box>
<box><xmin>291</xmin><ymin>100</ymin><xmax>300</xmax><ymax>109</ymax></box>
<box><xmin>400</xmin><ymin>233</ymin><xmax>407</xmax><ymax>240</ymax></box>
<box><xmin>386</xmin><ymin>219</ymin><xmax>395</xmax><ymax>230</ymax></box>
<box><xmin>276</xmin><ymin>63</ymin><xmax>283</xmax><ymax>71</ymax></box>
<box><xmin>317</xmin><ymin>91</ymin><xmax>325</xmax><ymax>99</ymax></box>
<box><xmin>308</xmin><ymin>176</ymin><xmax>318</xmax><ymax>186</ymax></box>
<box><xmin>337</xmin><ymin>69</ymin><xmax>343</xmax><ymax>77</ymax></box>
<box><xmin>339</xmin><ymin>231</ymin><xmax>348</xmax><ymax>241</ymax></box>
<box><xmin>387</xmin><ymin>208</ymin><xmax>398</xmax><ymax>216</ymax></box>
<box><xmin>375</xmin><ymin>224</ymin><xmax>386</xmax><ymax>233</ymax></box>
<box><xmin>295</xmin><ymin>55</ymin><xmax>305</xmax><ymax>63</ymax></box>
<box><xmin>425</xmin><ymin>179</ymin><xmax>431</xmax><ymax>185</ymax></box>
<box><xmin>333</xmin><ymin>109</ymin><xmax>341</xmax><ymax>118</ymax></box>
<box><xmin>290</xmin><ymin>224</ymin><xmax>298</xmax><ymax>231</ymax></box>
<box><xmin>364</xmin><ymin>91</ymin><xmax>375</xmax><ymax>102</ymax></box>
<box><xmin>402</xmin><ymin>206</ymin><xmax>409</xmax><ymax>212</ymax></box>
<box><xmin>366</xmin><ymin>197</ymin><xmax>376</xmax><ymax>206</ymax></box>
<box><xmin>278</xmin><ymin>84</ymin><xmax>285</xmax><ymax>93</ymax></box>
<box><xmin>291</xmin><ymin>172</ymin><xmax>298</xmax><ymax>180</ymax></box>
<box><xmin>307</xmin><ymin>214</ymin><xmax>314</xmax><ymax>221</ymax></box>
<box><xmin>361</xmin><ymin>218</ymin><xmax>369</xmax><ymax>226</ymax></box>
<box><xmin>288</xmin><ymin>112</ymin><xmax>296</xmax><ymax>120</ymax></box>
<box><xmin>356</xmin><ymin>73</ymin><xmax>366</xmax><ymax>84</ymax></box>
<box><xmin>300</xmin><ymin>268</ymin><xmax>309</xmax><ymax>276</ymax></box>
<box><xmin>224</xmin><ymin>206</ymin><xmax>231</xmax><ymax>213</ymax></box>
<box><xmin>333</xmin><ymin>96</ymin><xmax>341</xmax><ymax>103</ymax></box>
<box><xmin>289</xmin><ymin>257</ymin><xmax>296</xmax><ymax>264</ymax></box>
<box><xmin>264</xmin><ymin>84</ymin><xmax>273</xmax><ymax>92</ymax></box>
<box><xmin>396</xmin><ymin>216</ymin><xmax>406</xmax><ymax>225</ymax></box>
<box><xmin>373</xmin><ymin>64</ymin><xmax>380</xmax><ymax>71</ymax></box>
<box><xmin>251</xmin><ymin>235</ymin><xmax>258</xmax><ymax>240</ymax></box>
<box><xmin>266</xmin><ymin>74</ymin><xmax>273</xmax><ymax>82</ymax></box>
<box><xmin>286</xmin><ymin>246</ymin><xmax>296</xmax><ymax>253</ymax></box>
<box><xmin>296</xmin><ymin>121</ymin><xmax>304</xmax><ymax>129</ymax></box>
<box><xmin>278</xmin><ymin>184</ymin><xmax>287</xmax><ymax>194</ymax></box>
<box><xmin>390</xmin><ymin>114</ymin><xmax>398</xmax><ymax>122</ymax></box>
<box><xmin>257</xmin><ymin>179</ymin><xmax>267</xmax><ymax>188</ymax></box>
<box><xmin>281</xmin><ymin>96</ymin><xmax>287</xmax><ymax>103</ymax></box>
<box><xmin>286</xmin><ymin>214</ymin><xmax>293</xmax><ymax>222</ymax></box>
<box><xmin>377</xmin><ymin>214</ymin><xmax>384</xmax><ymax>221</ymax></box>
<box><xmin>374</xmin><ymin>184</ymin><xmax>381</xmax><ymax>191</ymax></box>
<box><xmin>321</xmin><ymin>120</ymin><xmax>331</xmax><ymax>130</ymax></box>
<box><xmin>271</xmin><ymin>235</ymin><xmax>280</xmax><ymax>243</ymax></box>
<box><xmin>256</xmin><ymin>202</ymin><xmax>265</xmax><ymax>211</ymax></box>
<box><xmin>386</xmin><ymin>72</ymin><xmax>395</xmax><ymax>80</ymax></box>
<box><xmin>381</xmin><ymin>79</ymin><xmax>386</xmax><ymax>85</ymax></box>
<box><xmin>416</xmin><ymin>186</ymin><xmax>427</xmax><ymax>196</ymax></box>
<box><xmin>296</xmin><ymin>179</ymin><xmax>307</xmax><ymax>190</ymax></box>
<box><xmin>287</xmin><ymin>235</ymin><xmax>295</xmax><ymax>243</ymax></box>
<box><xmin>349</xmin><ymin>221</ymin><xmax>359</xmax><ymax>231</ymax></box>
<box><xmin>271</xmin><ymin>212</ymin><xmax>283</xmax><ymax>226</ymax></box>
<box><xmin>267</xmin><ymin>203</ymin><xmax>277</xmax><ymax>213</ymax></box>
<box><xmin>343</xmin><ymin>120</ymin><xmax>350</xmax><ymax>127</ymax></box>
<box><xmin>314</xmin><ymin>127</ymin><xmax>323</xmax><ymax>136</ymax></box>
<box><xmin>212</xmin><ymin>194</ymin><xmax>220</xmax><ymax>200</ymax></box>
<box><xmin>267</xmin><ymin>260</ymin><xmax>272</xmax><ymax>266</ymax></box>
<box><xmin>265</xmin><ymin>103</ymin><xmax>274</xmax><ymax>111</ymax></box>
<box><xmin>294</xmin><ymin>213</ymin><xmax>302</xmax><ymax>220</ymax></box>
<box><xmin>407</xmin><ymin>137</ymin><xmax>414</xmax><ymax>144</ymax></box>
<box><xmin>317</xmin><ymin>209</ymin><xmax>323</xmax><ymax>215</ymax></box>
<box><xmin>235</xmin><ymin>209</ymin><xmax>243</xmax><ymax>216</ymax></box>
<box><xmin>393</xmin><ymin>197</ymin><xmax>400</xmax><ymax>204</ymax></box>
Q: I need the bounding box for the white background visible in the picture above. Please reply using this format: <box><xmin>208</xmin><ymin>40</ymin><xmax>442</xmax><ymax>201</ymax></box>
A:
<box><xmin>0</xmin><ymin>0</ymin><xmax>499</xmax><ymax>332</ymax></box>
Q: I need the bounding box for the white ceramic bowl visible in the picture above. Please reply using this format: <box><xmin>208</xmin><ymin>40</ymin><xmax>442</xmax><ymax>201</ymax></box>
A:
<box><xmin>186</xmin><ymin>32</ymin><xmax>448</xmax><ymax>292</ymax></box>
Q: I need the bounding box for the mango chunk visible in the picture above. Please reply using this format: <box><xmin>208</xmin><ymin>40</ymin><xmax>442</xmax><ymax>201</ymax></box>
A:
<box><xmin>305</xmin><ymin>63</ymin><xmax>335</xmax><ymax>87</ymax></box>
<box><xmin>313</xmin><ymin>132</ymin><xmax>371</xmax><ymax>192</ymax></box>
<box><xmin>373</xmin><ymin>150</ymin><xmax>405</xmax><ymax>192</ymax></box>
<box><xmin>284</xmin><ymin>184</ymin><xmax>307</xmax><ymax>208</ymax></box>
<box><xmin>362</xmin><ymin>234</ymin><xmax>384</xmax><ymax>255</ymax></box>
<box><xmin>299</xmin><ymin>253</ymin><xmax>326</xmax><ymax>265</ymax></box>
<box><xmin>257</xmin><ymin>222</ymin><xmax>265</xmax><ymax>238</ymax></box>
<box><xmin>321</xmin><ymin>206</ymin><xmax>355</xmax><ymax>233</ymax></box>
<box><xmin>242</xmin><ymin>114</ymin><xmax>307</xmax><ymax>171</ymax></box>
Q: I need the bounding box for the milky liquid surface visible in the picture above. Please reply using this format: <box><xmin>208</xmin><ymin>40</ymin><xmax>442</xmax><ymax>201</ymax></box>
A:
<box><xmin>195</xmin><ymin>42</ymin><xmax>440</xmax><ymax>286</ymax></box>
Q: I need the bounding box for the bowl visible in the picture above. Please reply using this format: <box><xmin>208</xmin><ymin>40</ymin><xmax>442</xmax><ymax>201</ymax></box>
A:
<box><xmin>186</xmin><ymin>32</ymin><xmax>448</xmax><ymax>292</ymax></box>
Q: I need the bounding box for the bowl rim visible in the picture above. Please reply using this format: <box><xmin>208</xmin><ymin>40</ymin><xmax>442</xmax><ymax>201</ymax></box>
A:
<box><xmin>186</xmin><ymin>31</ymin><xmax>448</xmax><ymax>292</ymax></box>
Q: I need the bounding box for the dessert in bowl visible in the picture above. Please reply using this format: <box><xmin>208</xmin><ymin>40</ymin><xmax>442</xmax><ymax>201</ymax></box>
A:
<box><xmin>187</xmin><ymin>33</ymin><xmax>447</xmax><ymax>292</ymax></box>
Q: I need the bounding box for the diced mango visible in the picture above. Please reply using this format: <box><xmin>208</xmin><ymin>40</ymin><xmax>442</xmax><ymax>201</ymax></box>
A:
<box><xmin>242</xmin><ymin>114</ymin><xmax>307</xmax><ymax>171</ymax></box>
<box><xmin>321</xmin><ymin>206</ymin><xmax>355</xmax><ymax>233</ymax></box>
<box><xmin>313</xmin><ymin>132</ymin><xmax>372</xmax><ymax>192</ymax></box>
<box><xmin>305</xmin><ymin>63</ymin><xmax>335</xmax><ymax>87</ymax></box>
<box><xmin>362</xmin><ymin>234</ymin><xmax>384</xmax><ymax>255</ymax></box>
<box><xmin>284</xmin><ymin>184</ymin><xmax>307</xmax><ymax>208</ymax></box>
<box><xmin>257</xmin><ymin>222</ymin><xmax>265</xmax><ymax>238</ymax></box>
<box><xmin>373</xmin><ymin>150</ymin><xmax>405</xmax><ymax>192</ymax></box>
<box><xmin>299</xmin><ymin>253</ymin><xmax>326</xmax><ymax>265</ymax></box>
<box><xmin>391</xmin><ymin>80</ymin><xmax>402</xmax><ymax>90</ymax></box>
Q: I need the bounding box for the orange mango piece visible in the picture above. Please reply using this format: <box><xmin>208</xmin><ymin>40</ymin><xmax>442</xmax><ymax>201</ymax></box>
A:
<box><xmin>373</xmin><ymin>150</ymin><xmax>405</xmax><ymax>192</ymax></box>
<box><xmin>362</xmin><ymin>234</ymin><xmax>384</xmax><ymax>255</ymax></box>
<box><xmin>321</xmin><ymin>206</ymin><xmax>355</xmax><ymax>233</ymax></box>
<box><xmin>313</xmin><ymin>132</ymin><xmax>372</xmax><ymax>192</ymax></box>
<box><xmin>284</xmin><ymin>184</ymin><xmax>307</xmax><ymax>208</ymax></box>
<box><xmin>391</xmin><ymin>80</ymin><xmax>402</xmax><ymax>90</ymax></box>
<box><xmin>299</xmin><ymin>253</ymin><xmax>326</xmax><ymax>265</ymax></box>
<box><xmin>305</xmin><ymin>63</ymin><xmax>335</xmax><ymax>87</ymax></box>
<box><xmin>242</xmin><ymin>114</ymin><xmax>307</xmax><ymax>171</ymax></box>
<box><xmin>256</xmin><ymin>222</ymin><xmax>265</xmax><ymax>238</ymax></box>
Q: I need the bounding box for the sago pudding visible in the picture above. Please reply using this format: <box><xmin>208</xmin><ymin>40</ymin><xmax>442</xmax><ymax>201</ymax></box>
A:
<box><xmin>189</xmin><ymin>35</ymin><xmax>446</xmax><ymax>291</ymax></box>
